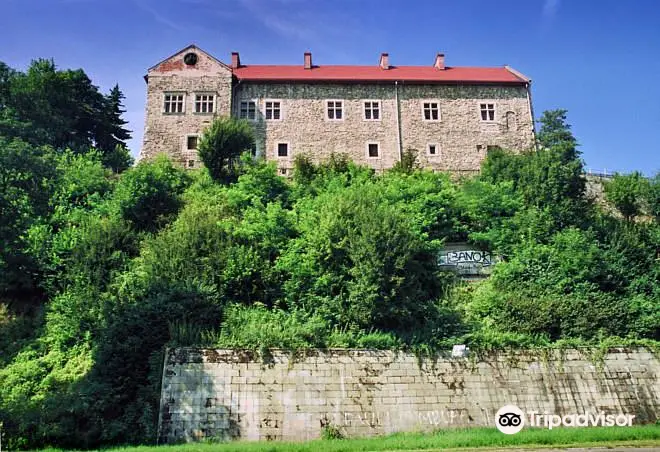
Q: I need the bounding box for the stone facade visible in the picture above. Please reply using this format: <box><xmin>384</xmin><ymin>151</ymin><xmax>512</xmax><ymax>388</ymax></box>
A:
<box><xmin>141</xmin><ymin>46</ymin><xmax>535</xmax><ymax>174</ymax></box>
<box><xmin>158</xmin><ymin>347</ymin><xmax>660</xmax><ymax>443</ymax></box>
<box><xmin>141</xmin><ymin>49</ymin><xmax>233</xmax><ymax>166</ymax></box>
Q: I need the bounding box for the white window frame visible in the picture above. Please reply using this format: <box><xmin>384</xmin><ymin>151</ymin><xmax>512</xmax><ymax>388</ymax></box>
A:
<box><xmin>363</xmin><ymin>100</ymin><xmax>381</xmax><ymax>121</ymax></box>
<box><xmin>185</xmin><ymin>134</ymin><xmax>199</xmax><ymax>151</ymax></box>
<box><xmin>264</xmin><ymin>99</ymin><xmax>283</xmax><ymax>121</ymax></box>
<box><xmin>427</xmin><ymin>143</ymin><xmax>440</xmax><ymax>157</ymax></box>
<box><xmin>479</xmin><ymin>102</ymin><xmax>497</xmax><ymax>122</ymax></box>
<box><xmin>325</xmin><ymin>99</ymin><xmax>344</xmax><ymax>121</ymax></box>
<box><xmin>163</xmin><ymin>92</ymin><xmax>185</xmax><ymax>114</ymax></box>
<box><xmin>275</xmin><ymin>141</ymin><xmax>290</xmax><ymax>158</ymax></box>
<box><xmin>239</xmin><ymin>99</ymin><xmax>258</xmax><ymax>121</ymax></box>
<box><xmin>366</xmin><ymin>141</ymin><xmax>381</xmax><ymax>159</ymax></box>
<box><xmin>194</xmin><ymin>93</ymin><xmax>216</xmax><ymax>114</ymax></box>
<box><xmin>421</xmin><ymin>100</ymin><xmax>441</xmax><ymax>122</ymax></box>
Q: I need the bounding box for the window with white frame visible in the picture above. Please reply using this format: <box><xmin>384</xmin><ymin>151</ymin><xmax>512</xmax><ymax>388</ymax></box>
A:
<box><xmin>163</xmin><ymin>93</ymin><xmax>185</xmax><ymax>114</ymax></box>
<box><xmin>364</xmin><ymin>101</ymin><xmax>380</xmax><ymax>120</ymax></box>
<box><xmin>367</xmin><ymin>142</ymin><xmax>380</xmax><ymax>158</ymax></box>
<box><xmin>239</xmin><ymin>100</ymin><xmax>257</xmax><ymax>120</ymax></box>
<box><xmin>277</xmin><ymin>142</ymin><xmax>289</xmax><ymax>157</ymax></box>
<box><xmin>186</xmin><ymin>135</ymin><xmax>198</xmax><ymax>150</ymax></box>
<box><xmin>194</xmin><ymin>94</ymin><xmax>215</xmax><ymax>113</ymax></box>
<box><xmin>422</xmin><ymin>101</ymin><xmax>440</xmax><ymax>121</ymax></box>
<box><xmin>326</xmin><ymin>100</ymin><xmax>343</xmax><ymax>120</ymax></box>
<box><xmin>480</xmin><ymin>103</ymin><xmax>496</xmax><ymax>121</ymax></box>
<box><xmin>265</xmin><ymin>101</ymin><xmax>281</xmax><ymax>120</ymax></box>
<box><xmin>427</xmin><ymin>143</ymin><xmax>439</xmax><ymax>156</ymax></box>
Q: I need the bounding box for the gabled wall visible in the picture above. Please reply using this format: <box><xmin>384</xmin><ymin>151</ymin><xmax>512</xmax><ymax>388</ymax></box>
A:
<box><xmin>141</xmin><ymin>47</ymin><xmax>233</xmax><ymax>166</ymax></box>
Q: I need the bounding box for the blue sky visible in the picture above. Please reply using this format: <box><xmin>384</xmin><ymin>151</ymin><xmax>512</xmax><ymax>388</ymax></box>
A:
<box><xmin>1</xmin><ymin>0</ymin><xmax>659</xmax><ymax>175</ymax></box>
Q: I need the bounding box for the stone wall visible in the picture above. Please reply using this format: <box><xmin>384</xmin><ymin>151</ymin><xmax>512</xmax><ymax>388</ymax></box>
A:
<box><xmin>235</xmin><ymin>83</ymin><xmax>534</xmax><ymax>174</ymax></box>
<box><xmin>158</xmin><ymin>348</ymin><xmax>659</xmax><ymax>443</ymax></box>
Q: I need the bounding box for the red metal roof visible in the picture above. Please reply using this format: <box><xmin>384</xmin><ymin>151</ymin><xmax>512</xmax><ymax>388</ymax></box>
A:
<box><xmin>233</xmin><ymin>65</ymin><xmax>528</xmax><ymax>84</ymax></box>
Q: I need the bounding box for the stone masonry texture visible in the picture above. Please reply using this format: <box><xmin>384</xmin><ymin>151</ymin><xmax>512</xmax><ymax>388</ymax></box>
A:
<box><xmin>158</xmin><ymin>348</ymin><xmax>660</xmax><ymax>443</ymax></box>
<box><xmin>140</xmin><ymin>47</ymin><xmax>535</xmax><ymax>174</ymax></box>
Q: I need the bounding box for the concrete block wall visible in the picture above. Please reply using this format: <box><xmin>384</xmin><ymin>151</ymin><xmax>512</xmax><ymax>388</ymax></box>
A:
<box><xmin>158</xmin><ymin>348</ymin><xmax>660</xmax><ymax>443</ymax></box>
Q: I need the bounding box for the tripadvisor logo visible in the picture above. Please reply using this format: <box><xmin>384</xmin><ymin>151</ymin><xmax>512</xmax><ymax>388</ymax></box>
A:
<box><xmin>495</xmin><ymin>405</ymin><xmax>524</xmax><ymax>434</ymax></box>
<box><xmin>495</xmin><ymin>404</ymin><xmax>635</xmax><ymax>434</ymax></box>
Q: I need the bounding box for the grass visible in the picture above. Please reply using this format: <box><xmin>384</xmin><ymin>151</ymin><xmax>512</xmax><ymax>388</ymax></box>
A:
<box><xmin>35</xmin><ymin>425</ymin><xmax>660</xmax><ymax>451</ymax></box>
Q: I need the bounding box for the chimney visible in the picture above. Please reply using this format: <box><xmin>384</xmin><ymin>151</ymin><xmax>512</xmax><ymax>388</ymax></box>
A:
<box><xmin>379</xmin><ymin>52</ymin><xmax>390</xmax><ymax>69</ymax></box>
<box><xmin>304</xmin><ymin>52</ymin><xmax>312</xmax><ymax>69</ymax></box>
<box><xmin>434</xmin><ymin>53</ymin><xmax>445</xmax><ymax>70</ymax></box>
<box><xmin>231</xmin><ymin>52</ymin><xmax>241</xmax><ymax>69</ymax></box>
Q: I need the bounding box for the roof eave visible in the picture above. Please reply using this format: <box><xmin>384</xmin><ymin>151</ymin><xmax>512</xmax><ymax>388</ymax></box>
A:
<box><xmin>504</xmin><ymin>65</ymin><xmax>531</xmax><ymax>83</ymax></box>
<box><xmin>235</xmin><ymin>77</ymin><xmax>527</xmax><ymax>85</ymax></box>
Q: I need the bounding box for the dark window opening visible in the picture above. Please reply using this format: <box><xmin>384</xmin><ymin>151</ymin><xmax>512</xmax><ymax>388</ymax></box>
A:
<box><xmin>423</xmin><ymin>102</ymin><xmax>439</xmax><ymax>120</ymax></box>
<box><xmin>368</xmin><ymin>143</ymin><xmax>379</xmax><ymax>158</ymax></box>
<box><xmin>187</xmin><ymin>136</ymin><xmax>198</xmax><ymax>150</ymax></box>
<box><xmin>277</xmin><ymin>143</ymin><xmax>288</xmax><ymax>157</ymax></box>
<box><xmin>266</xmin><ymin>101</ymin><xmax>281</xmax><ymax>120</ymax></box>
<box><xmin>480</xmin><ymin>103</ymin><xmax>495</xmax><ymax>121</ymax></box>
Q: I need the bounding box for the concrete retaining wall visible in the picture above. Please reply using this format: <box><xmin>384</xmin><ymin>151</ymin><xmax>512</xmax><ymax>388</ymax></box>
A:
<box><xmin>158</xmin><ymin>348</ymin><xmax>660</xmax><ymax>443</ymax></box>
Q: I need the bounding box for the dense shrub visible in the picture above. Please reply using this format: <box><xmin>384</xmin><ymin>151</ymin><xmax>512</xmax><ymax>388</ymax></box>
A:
<box><xmin>112</xmin><ymin>156</ymin><xmax>190</xmax><ymax>232</ymax></box>
<box><xmin>0</xmin><ymin>108</ymin><xmax>658</xmax><ymax>449</ymax></box>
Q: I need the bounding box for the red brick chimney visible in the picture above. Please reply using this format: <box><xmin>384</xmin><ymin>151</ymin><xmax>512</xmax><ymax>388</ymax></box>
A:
<box><xmin>434</xmin><ymin>53</ymin><xmax>445</xmax><ymax>70</ymax></box>
<box><xmin>231</xmin><ymin>52</ymin><xmax>241</xmax><ymax>69</ymax></box>
<box><xmin>304</xmin><ymin>52</ymin><xmax>312</xmax><ymax>69</ymax></box>
<box><xmin>379</xmin><ymin>52</ymin><xmax>390</xmax><ymax>69</ymax></box>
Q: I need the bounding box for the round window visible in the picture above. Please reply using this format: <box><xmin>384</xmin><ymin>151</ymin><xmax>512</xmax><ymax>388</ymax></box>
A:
<box><xmin>183</xmin><ymin>52</ymin><xmax>198</xmax><ymax>66</ymax></box>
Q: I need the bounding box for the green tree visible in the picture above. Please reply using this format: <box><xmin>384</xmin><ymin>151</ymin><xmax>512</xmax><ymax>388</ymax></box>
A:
<box><xmin>0</xmin><ymin>138</ymin><xmax>57</xmax><ymax>300</ymax></box>
<box><xmin>604</xmin><ymin>171</ymin><xmax>650</xmax><ymax>221</ymax></box>
<box><xmin>197</xmin><ymin>116</ymin><xmax>254</xmax><ymax>183</ymax></box>
<box><xmin>95</xmin><ymin>85</ymin><xmax>133</xmax><ymax>171</ymax></box>
<box><xmin>0</xmin><ymin>60</ymin><xmax>132</xmax><ymax>168</ymax></box>
<box><xmin>645</xmin><ymin>172</ymin><xmax>660</xmax><ymax>222</ymax></box>
<box><xmin>480</xmin><ymin>109</ymin><xmax>589</xmax><ymax>232</ymax></box>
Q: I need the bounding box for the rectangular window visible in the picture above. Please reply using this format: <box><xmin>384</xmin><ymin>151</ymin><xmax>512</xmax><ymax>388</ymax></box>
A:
<box><xmin>367</xmin><ymin>143</ymin><xmax>379</xmax><ymax>158</ymax></box>
<box><xmin>164</xmin><ymin>93</ymin><xmax>184</xmax><ymax>114</ymax></box>
<box><xmin>326</xmin><ymin>100</ymin><xmax>343</xmax><ymax>120</ymax></box>
<box><xmin>480</xmin><ymin>103</ymin><xmax>496</xmax><ymax>121</ymax></box>
<box><xmin>428</xmin><ymin>143</ymin><xmax>439</xmax><ymax>156</ymax></box>
<box><xmin>239</xmin><ymin>100</ymin><xmax>257</xmax><ymax>120</ymax></box>
<box><xmin>423</xmin><ymin>102</ymin><xmax>439</xmax><ymax>121</ymax></box>
<box><xmin>364</xmin><ymin>101</ymin><xmax>380</xmax><ymax>120</ymax></box>
<box><xmin>187</xmin><ymin>135</ymin><xmax>198</xmax><ymax>150</ymax></box>
<box><xmin>277</xmin><ymin>142</ymin><xmax>289</xmax><ymax>157</ymax></box>
<box><xmin>194</xmin><ymin>94</ymin><xmax>215</xmax><ymax>114</ymax></box>
<box><xmin>187</xmin><ymin>159</ymin><xmax>195</xmax><ymax>168</ymax></box>
<box><xmin>265</xmin><ymin>101</ymin><xmax>281</xmax><ymax>120</ymax></box>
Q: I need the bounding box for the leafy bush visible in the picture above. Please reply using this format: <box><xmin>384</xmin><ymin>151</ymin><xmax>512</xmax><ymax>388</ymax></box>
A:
<box><xmin>112</xmin><ymin>156</ymin><xmax>190</xmax><ymax>232</ymax></box>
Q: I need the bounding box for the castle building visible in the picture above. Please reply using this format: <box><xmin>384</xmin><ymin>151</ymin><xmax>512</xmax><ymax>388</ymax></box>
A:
<box><xmin>140</xmin><ymin>44</ymin><xmax>535</xmax><ymax>175</ymax></box>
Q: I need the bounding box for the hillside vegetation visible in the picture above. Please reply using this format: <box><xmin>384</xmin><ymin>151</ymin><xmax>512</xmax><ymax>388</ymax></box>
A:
<box><xmin>0</xmin><ymin>60</ymin><xmax>658</xmax><ymax>449</ymax></box>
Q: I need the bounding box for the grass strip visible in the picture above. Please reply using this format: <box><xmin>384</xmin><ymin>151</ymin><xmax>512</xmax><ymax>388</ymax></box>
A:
<box><xmin>35</xmin><ymin>425</ymin><xmax>660</xmax><ymax>452</ymax></box>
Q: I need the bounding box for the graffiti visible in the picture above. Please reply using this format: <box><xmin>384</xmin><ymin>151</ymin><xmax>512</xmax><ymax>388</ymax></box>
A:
<box><xmin>437</xmin><ymin>245</ymin><xmax>498</xmax><ymax>278</ymax></box>
<box><xmin>340</xmin><ymin>409</ymin><xmax>469</xmax><ymax>427</ymax></box>
<box><xmin>439</xmin><ymin>250</ymin><xmax>493</xmax><ymax>266</ymax></box>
